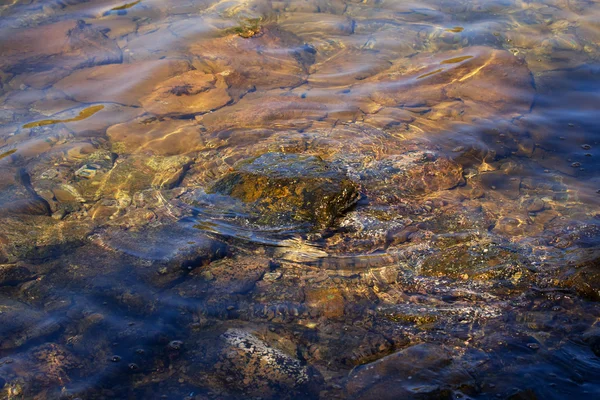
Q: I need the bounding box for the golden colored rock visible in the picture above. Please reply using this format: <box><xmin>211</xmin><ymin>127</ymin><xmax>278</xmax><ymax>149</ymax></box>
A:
<box><xmin>54</xmin><ymin>59</ymin><xmax>191</xmax><ymax>106</ymax></box>
<box><xmin>140</xmin><ymin>70</ymin><xmax>231</xmax><ymax>116</ymax></box>
<box><xmin>305</xmin><ymin>287</ymin><xmax>345</xmax><ymax>318</ymax></box>
<box><xmin>107</xmin><ymin>117</ymin><xmax>204</xmax><ymax>156</ymax></box>
<box><xmin>210</xmin><ymin>152</ymin><xmax>359</xmax><ymax>228</ymax></box>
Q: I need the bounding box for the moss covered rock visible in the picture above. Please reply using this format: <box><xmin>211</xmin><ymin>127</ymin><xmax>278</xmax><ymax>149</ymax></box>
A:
<box><xmin>210</xmin><ymin>152</ymin><xmax>359</xmax><ymax>228</ymax></box>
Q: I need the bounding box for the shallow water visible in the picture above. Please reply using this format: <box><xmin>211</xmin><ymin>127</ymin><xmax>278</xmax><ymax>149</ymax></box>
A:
<box><xmin>1</xmin><ymin>0</ymin><xmax>600</xmax><ymax>399</ymax></box>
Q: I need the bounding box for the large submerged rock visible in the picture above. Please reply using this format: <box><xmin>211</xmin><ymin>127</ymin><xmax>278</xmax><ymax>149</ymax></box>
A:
<box><xmin>210</xmin><ymin>152</ymin><xmax>359</xmax><ymax>228</ymax></box>
<box><xmin>214</xmin><ymin>328</ymin><xmax>322</xmax><ymax>398</ymax></box>
<box><xmin>345</xmin><ymin>343</ymin><xmax>474</xmax><ymax>399</ymax></box>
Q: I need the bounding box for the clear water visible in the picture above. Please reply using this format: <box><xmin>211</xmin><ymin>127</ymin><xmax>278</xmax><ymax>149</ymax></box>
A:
<box><xmin>1</xmin><ymin>0</ymin><xmax>600</xmax><ymax>399</ymax></box>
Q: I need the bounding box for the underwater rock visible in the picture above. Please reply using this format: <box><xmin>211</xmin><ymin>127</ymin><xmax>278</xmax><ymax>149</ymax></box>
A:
<box><xmin>359</xmin><ymin>151</ymin><xmax>464</xmax><ymax>198</ymax></box>
<box><xmin>198</xmin><ymin>90</ymin><xmax>328</xmax><ymax>132</ymax></box>
<box><xmin>99</xmin><ymin>154</ymin><xmax>192</xmax><ymax>202</ymax></box>
<box><xmin>140</xmin><ymin>70</ymin><xmax>231</xmax><ymax>116</ymax></box>
<box><xmin>305</xmin><ymin>287</ymin><xmax>345</xmax><ymax>318</ymax></box>
<box><xmin>560</xmin><ymin>253</ymin><xmax>600</xmax><ymax>301</ymax></box>
<box><xmin>0</xmin><ymin>300</ymin><xmax>61</xmax><ymax>350</ymax></box>
<box><xmin>367</xmin><ymin>46</ymin><xmax>534</xmax><ymax>118</ymax></box>
<box><xmin>0</xmin><ymin>343</ymin><xmax>81</xmax><ymax>398</ymax></box>
<box><xmin>92</xmin><ymin>224</ymin><xmax>228</xmax><ymax>288</ymax></box>
<box><xmin>190</xmin><ymin>26</ymin><xmax>311</xmax><ymax>94</ymax></box>
<box><xmin>0</xmin><ymin>20</ymin><xmax>122</xmax><ymax>78</ymax></box>
<box><xmin>345</xmin><ymin>343</ymin><xmax>473</xmax><ymax>399</ymax></box>
<box><xmin>175</xmin><ymin>256</ymin><xmax>270</xmax><ymax>298</ymax></box>
<box><xmin>213</xmin><ymin>328</ymin><xmax>322</xmax><ymax>398</ymax></box>
<box><xmin>0</xmin><ymin>167</ymin><xmax>51</xmax><ymax>217</ymax></box>
<box><xmin>54</xmin><ymin>59</ymin><xmax>190</xmax><ymax>106</ymax></box>
<box><xmin>0</xmin><ymin>263</ymin><xmax>34</xmax><ymax>286</ymax></box>
<box><xmin>0</xmin><ymin>215</ymin><xmax>91</xmax><ymax>262</ymax></box>
<box><xmin>107</xmin><ymin>118</ymin><xmax>204</xmax><ymax>156</ymax></box>
<box><xmin>210</xmin><ymin>152</ymin><xmax>359</xmax><ymax>228</ymax></box>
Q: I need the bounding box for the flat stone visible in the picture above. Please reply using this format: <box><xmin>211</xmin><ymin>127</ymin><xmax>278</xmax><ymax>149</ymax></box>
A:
<box><xmin>358</xmin><ymin>151</ymin><xmax>464</xmax><ymax>198</ymax></box>
<box><xmin>140</xmin><ymin>70</ymin><xmax>231</xmax><ymax>116</ymax></box>
<box><xmin>198</xmin><ymin>90</ymin><xmax>328</xmax><ymax>133</ymax></box>
<box><xmin>107</xmin><ymin>117</ymin><xmax>204</xmax><ymax>156</ymax></box>
<box><xmin>0</xmin><ymin>20</ymin><xmax>122</xmax><ymax>75</ymax></box>
<box><xmin>54</xmin><ymin>59</ymin><xmax>190</xmax><ymax>106</ymax></box>
<box><xmin>345</xmin><ymin>343</ymin><xmax>473</xmax><ymax>399</ymax></box>
<box><xmin>367</xmin><ymin>46</ymin><xmax>535</xmax><ymax>118</ymax></box>
<box><xmin>190</xmin><ymin>26</ymin><xmax>310</xmax><ymax>95</ymax></box>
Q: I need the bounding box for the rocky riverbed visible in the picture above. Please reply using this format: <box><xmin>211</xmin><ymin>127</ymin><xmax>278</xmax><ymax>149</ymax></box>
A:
<box><xmin>1</xmin><ymin>0</ymin><xmax>600</xmax><ymax>399</ymax></box>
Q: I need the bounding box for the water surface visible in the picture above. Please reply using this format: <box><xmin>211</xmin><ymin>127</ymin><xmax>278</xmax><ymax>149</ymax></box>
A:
<box><xmin>1</xmin><ymin>0</ymin><xmax>600</xmax><ymax>399</ymax></box>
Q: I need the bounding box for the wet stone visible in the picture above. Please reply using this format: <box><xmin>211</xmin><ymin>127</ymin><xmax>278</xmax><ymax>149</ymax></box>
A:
<box><xmin>358</xmin><ymin>151</ymin><xmax>464</xmax><ymax>198</ymax></box>
<box><xmin>212</xmin><ymin>328</ymin><xmax>322</xmax><ymax>398</ymax></box>
<box><xmin>345</xmin><ymin>343</ymin><xmax>473</xmax><ymax>400</ymax></box>
<box><xmin>140</xmin><ymin>70</ymin><xmax>231</xmax><ymax>117</ymax></box>
<box><xmin>0</xmin><ymin>19</ymin><xmax>122</xmax><ymax>78</ymax></box>
<box><xmin>209</xmin><ymin>152</ymin><xmax>360</xmax><ymax>229</ymax></box>
<box><xmin>560</xmin><ymin>254</ymin><xmax>600</xmax><ymax>301</ymax></box>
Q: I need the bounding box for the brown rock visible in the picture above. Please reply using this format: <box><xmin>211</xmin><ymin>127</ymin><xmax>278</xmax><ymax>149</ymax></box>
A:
<box><xmin>368</xmin><ymin>46</ymin><xmax>534</xmax><ymax>117</ymax></box>
<box><xmin>190</xmin><ymin>26</ymin><xmax>310</xmax><ymax>94</ymax></box>
<box><xmin>213</xmin><ymin>328</ymin><xmax>322</xmax><ymax>398</ymax></box>
<box><xmin>560</xmin><ymin>254</ymin><xmax>600</xmax><ymax>301</ymax></box>
<box><xmin>345</xmin><ymin>343</ymin><xmax>473</xmax><ymax>400</ymax></box>
<box><xmin>198</xmin><ymin>90</ymin><xmax>328</xmax><ymax>132</ymax></box>
<box><xmin>107</xmin><ymin>117</ymin><xmax>204</xmax><ymax>156</ymax></box>
<box><xmin>54</xmin><ymin>59</ymin><xmax>190</xmax><ymax>106</ymax></box>
<box><xmin>1</xmin><ymin>20</ymin><xmax>122</xmax><ymax>83</ymax></box>
<box><xmin>140</xmin><ymin>70</ymin><xmax>231</xmax><ymax>116</ymax></box>
<box><xmin>210</xmin><ymin>152</ymin><xmax>359</xmax><ymax>228</ymax></box>
<box><xmin>305</xmin><ymin>287</ymin><xmax>345</xmax><ymax>318</ymax></box>
<box><xmin>360</xmin><ymin>151</ymin><xmax>464</xmax><ymax>197</ymax></box>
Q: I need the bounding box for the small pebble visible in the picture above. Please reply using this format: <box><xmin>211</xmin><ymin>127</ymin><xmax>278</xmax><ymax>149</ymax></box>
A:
<box><xmin>110</xmin><ymin>355</ymin><xmax>122</xmax><ymax>362</ymax></box>
<box><xmin>527</xmin><ymin>343</ymin><xmax>540</xmax><ymax>350</ymax></box>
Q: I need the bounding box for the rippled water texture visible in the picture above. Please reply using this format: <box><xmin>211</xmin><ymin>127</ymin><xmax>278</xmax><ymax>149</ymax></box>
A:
<box><xmin>1</xmin><ymin>0</ymin><xmax>600</xmax><ymax>399</ymax></box>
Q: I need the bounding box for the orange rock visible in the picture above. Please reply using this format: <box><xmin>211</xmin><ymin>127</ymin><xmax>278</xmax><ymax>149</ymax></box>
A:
<box><xmin>140</xmin><ymin>70</ymin><xmax>231</xmax><ymax>116</ymax></box>
<box><xmin>107</xmin><ymin>118</ymin><xmax>204</xmax><ymax>156</ymax></box>
<box><xmin>305</xmin><ymin>287</ymin><xmax>345</xmax><ymax>318</ymax></box>
<box><xmin>54</xmin><ymin>59</ymin><xmax>190</xmax><ymax>106</ymax></box>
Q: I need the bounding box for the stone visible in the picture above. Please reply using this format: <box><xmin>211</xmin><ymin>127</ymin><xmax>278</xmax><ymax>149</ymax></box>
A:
<box><xmin>0</xmin><ymin>215</ymin><xmax>91</xmax><ymax>262</ymax></box>
<box><xmin>198</xmin><ymin>90</ymin><xmax>328</xmax><ymax>132</ymax></box>
<box><xmin>107</xmin><ymin>118</ymin><xmax>204</xmax><ymax>156</ymax></box>
<box><xmin>305</xmin><ymin>287</ymin><xmax>345</xmax><ymax>318</ymax></box>
<box><xmin>54</xmin><ymin>59</ymin><xmax>190</xmax><ymax>106</ymax></box>
<box><xmin>560</xmin><ymin>254</ymin><xmax>600</xmax><ymax>301</ymax></box>
<box><xmin>140</xmin><ymin>70</ymin><xmax>231</xmax><ymax>116</ymax></box>
<box><xmin>210</xmin><ymin>152</ymin><xmax>359</xmax><ymax>228</ymax></box>
<box><xmin>345</xmin><ymin>343</ymin><xmax>473</xmax><ymax>399</ymax></box>
<box><xmin>358</xmin><ymin>151</ymin><xmax>464</xmax><ymax>198</ymax></box>
<box><xmin>99</xmin><ymin>154</ymin><xmax>192</xmax><ymax>201</ymax></box>
<box><xmin>0</xmin><ymin>20</ymin><xmax>122</xmax><ymax>77</ymax></box>
<box><xmin>0</xmin><ymin>343</ymin><xmax>81</xmax><ymax>399</ymax></box>
<box><xmin>190</xmin><ymin>26</ymin><xmax>311</xmax><ymax>94</ymax></box>
<box><xmin>367</xmin><ymin>46</ymin><xmax>534</xmax><ymax>118</ymax></box>
<box><xmin>0</xmin><ymin>300</ymin><xmax>61</xmax><ymax>350</ymax></box>
<box><xmin>92</xmin><ymin>223</ymin><xmax>228</xmax><ymax>287</ymax></box>
<box><xmin>214</xmin><ymin>328</ymin><xmax>322</xmax><ymax>398</ymax></box>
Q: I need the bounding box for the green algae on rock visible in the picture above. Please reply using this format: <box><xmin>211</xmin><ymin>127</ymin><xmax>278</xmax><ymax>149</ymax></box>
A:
<box><xmin>210</xmin><ymin>152</ymin><xmax>359</xmax><ymax>228</ymax></box>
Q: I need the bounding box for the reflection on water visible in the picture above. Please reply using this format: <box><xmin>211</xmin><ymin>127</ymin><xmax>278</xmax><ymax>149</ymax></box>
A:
<box><xmin>1</xmin><ymin>0</ymin><xmax>600</xmax><ymax>398</ymax></box>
